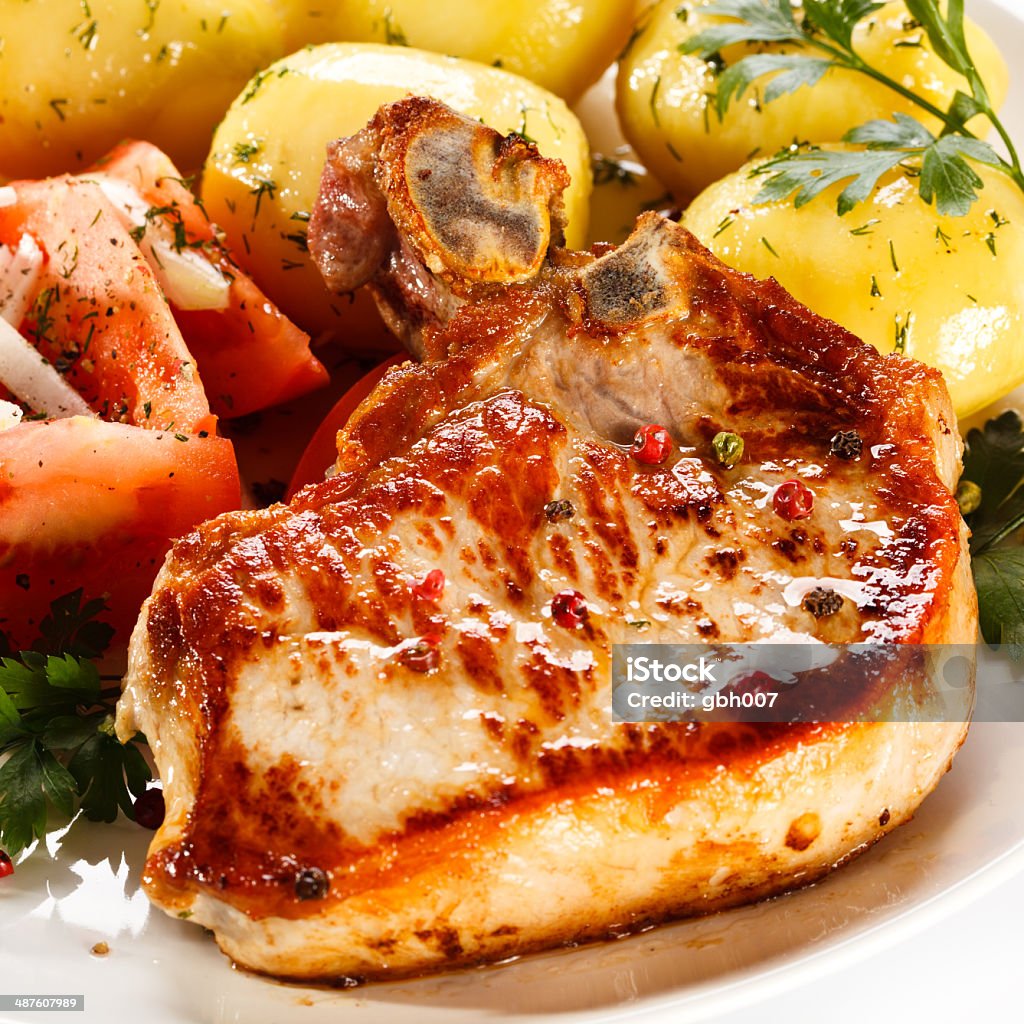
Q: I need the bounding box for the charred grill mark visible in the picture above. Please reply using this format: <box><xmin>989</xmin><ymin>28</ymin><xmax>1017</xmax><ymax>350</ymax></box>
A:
<box><xmin>656</xmin><ymin>594</ymin><xmax>704</xmax><ymax>617</ymax></box>
<box><xmin>771</xmin><ymin>537</ymin><xmax>803</xmax><ymax>564</ymax></box>
<box><xmin>576</xmin><ymin>528</ymin><xmax>625</xmax><ymax>606</ymax></box>
<box><xmin>477</xmin><ymin>542</ymin><xmax>498</xmax><ymax>572</ymax></box>
<box><xmin>414</xmin><ymin>520</ymin><xmax>445</xmax><ymax>554</ymax></box>
<box><xmin>455</xmin><ymin>632</ymin><xmax>506</xmax><ymax>694</ymax></box>
<box><xmin>413</xmin><ymin>927</ymin><xmax>464</xmax><ymax>960</ymax></box>
<box><xmin>518</xmin><ymin>649</ymin><xmax>590</xmax><ymax>723</ymax></box>
<box><xmin>511</xmin><ymin>718</ymin><xmax>540</xmax><ymax>761</ymax></box>
<box><xmin>480</xmin><ymin>712</ymin><xmax>505</xmax><ymax>741</ymax></box>
<box><xmin>574</xmin><ymin>451</ymin><xmax>641</xmax><ymax>577</ymax></box>
<box><xmin>707</xmin><ymin>547</ymin><xmax>745</xmax><ymax>579</ymax></box>
<box><xmin>546</xmin><ymin>531</ymin><xmax>579</xmax><ymax>578</ymax></box>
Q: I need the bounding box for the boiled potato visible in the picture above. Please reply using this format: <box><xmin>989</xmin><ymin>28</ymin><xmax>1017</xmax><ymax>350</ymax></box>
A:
<box><xmin>202</xmin><ymin>44</ymin><xmax>592</xmax><ymax>348</ymax></box>
<box><xmin>618</xmin><ymin>0</ymin><xmax>1008</xmax><ymax>202</ymax></box>
<box><xmin>0</xmin><ymin>0</ymin><xmax>286</xmax><ymax>179</ymax></box>
<box><xmin>293</xmin><ymin>1</ymin><xmax>637</xmax><ymax>103</ymax></box>
<box><xmin>683</xmin><ymin>153</ymin><xmax>1024</xmax><ymax>418</ymax></box>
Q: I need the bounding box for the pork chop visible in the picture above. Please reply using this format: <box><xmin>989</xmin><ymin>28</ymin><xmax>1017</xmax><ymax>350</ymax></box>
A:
<box><xmin>116</xmin><ymin>98</ymin><xmax>976</xmax><ymax>983</ymax></box>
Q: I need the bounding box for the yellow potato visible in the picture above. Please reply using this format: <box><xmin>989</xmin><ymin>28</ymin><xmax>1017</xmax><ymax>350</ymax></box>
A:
<box><xmin>283</xmin><ymin>0</ymin><xmax>636</xmax><ymax>103</ymax></box>
<box><xmin>683</xmin><ymin>153</ymin><xmax>1024</xmax><ymax>418</ymax></box>
<box><xmin>202</xmin><ymin>43</ymin><xmax>592</xmax><ymax>348</ymax></box>
<box><xmin>618</xmin><ymin>0</ymin><xmax>1008</xmax><ymax>202</ymax></box>
<box><xmin>0</xmin><ymin>0</ymin><xmax>286</xmax><ymax>179</ymax></box>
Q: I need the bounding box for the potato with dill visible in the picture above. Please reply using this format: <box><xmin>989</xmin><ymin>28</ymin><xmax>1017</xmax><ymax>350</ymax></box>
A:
<box><xmin>0</xmin><ymin>0</ymin><xmax>287</xmax><ymax>179</ymax></box>
<box><xmin>271</xmin><ymin>0</ymin><xmax>636</xmax><ymax>102</ymax></box>
<box><xmin>201</xmin><ymin>44</ymin><xmax>592</xmax><ymax>349</ymax></box>
<box><xmin>684</xmin><ymin>156</ymin><xmax>1024</xmax><ymax>418</ymax></box>
<box><xmin>617</xmin><ymin>0</ymin><xmax>1007</xmax><ymax>203</ymax></box>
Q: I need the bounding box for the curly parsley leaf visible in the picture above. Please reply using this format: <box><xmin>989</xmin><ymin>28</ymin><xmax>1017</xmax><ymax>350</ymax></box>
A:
<box><xmin>35</xmin><ymin>588</ymin><xmax>115</xmax><ymax>660</ymax></box>
<box><xmin>847</xmin><ymin>112</ymin><xmax>935</xmax><ymax>149</ymax></box>
<box><xmin>0</xmin><ymin>593</ymin><xmax>152</xmax><ymax>858</ymax></box>
<box><xmin>70</xmin><ymin>730</ymin><xmax>150</xmax><ymax>823</ymax></box>
<box><xmin>801</xmin><ymin>0</ymin><xmax>886</xmax><ymax>50</ymax></box>
<box><xmin>679</xmin><ymin>0</ymin><xmax>802</xmax><ymax>52</ymax></box>
<box><xmin>919</xmin><ymin>136</ymin><xmax>1003</xmax><ymax>215</ymax></box>
<box><xmin>0</xmin><ymin>744</ymin><xmax>48</xmax><ymax>856</ymax></box>
<box><xmin>962</xmin><ymin>411</ymin><xmax>1024</xmax><ymax>555</ymax></box>
<box><xmin>714</xmin><ymin>54</ymin><xmax>835</xmax><ymax>118</ymax></box>
<box><xmin>682</xmin><ymin>0</ymin><xmax>1024</xmax><ymax>216</ymax></box>
<box><xmin>752</xmin><ymin>147</ymin><xmax>906</xmax><ymax>215</ymax></box>
<box><xmin>973</xmin><ymin>549</ymin><xmax>1024</xmax><ymax>658</ymax></box>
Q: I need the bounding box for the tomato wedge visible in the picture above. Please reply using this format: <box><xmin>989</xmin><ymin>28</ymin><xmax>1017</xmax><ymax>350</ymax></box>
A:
<box><xmin>287</xmin><ymin>355</ymin><xmax>404</xmax><ymax>498</ymax></box>
<box><xmin>0</xmin><ymin>417</ymin><xmax>240</xmax><ymax>650</ymax></box>
<box><xmin>0</xmin><ymin>177</ymin><xmax>214</xmax><ymax>435</ymax></box>
<box><xmin>89</xmin><ymin>142</ymin><xmax>328</xmax><ymax>419</ymax></box>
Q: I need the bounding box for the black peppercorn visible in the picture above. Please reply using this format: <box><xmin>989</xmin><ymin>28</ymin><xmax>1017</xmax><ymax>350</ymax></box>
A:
<box><xmin>829</xmin><ymin>430</ymin><xmax>863</xmax><ymax>461</ymax></box>
<box><xmin>802</xmin><ymin>587</ymin><xmax>844</xmax><ymax>618</ymax></box>
<box><xmin>295</xmin><ymin>867</ymin><xmax>330</xmax><ymax>901</ymax></box>
<box><xmin>544</xmin><ymin>499</ymin><xmax>575</xmax><ymax>523</ymax></box>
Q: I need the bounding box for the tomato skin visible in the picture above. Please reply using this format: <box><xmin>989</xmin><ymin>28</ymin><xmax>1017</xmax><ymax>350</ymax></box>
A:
<box><xmin>0</xmin><ymin>177</ymin><xmax>214</xmax><ymax>435</ymax></box>
<box><xmin>287</xmin><ymin>354</ymin><xmax>404</xmax><ymax>498</ymax></box>
<box><xmin>0</xmin><ymin>417</ymin><xmax>240</xmax><ymax>650</ymax></box>
<box><xmin>93</xmin><ymin>141</ymin><xmax>328</xmax><ymax>418</ymax></box>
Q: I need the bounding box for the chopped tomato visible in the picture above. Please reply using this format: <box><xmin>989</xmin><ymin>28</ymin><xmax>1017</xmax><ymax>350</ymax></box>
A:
<box><xmin>0</xmin><ymin>417</ymin><xmax>240</xmax><ymax>650</ymax></box>
<box><xmin>287</xmin><ymin>355</ymin><xmax>403</xmax><ymax>498</ymax></box>
<box><xmin>0</xmin><ymin>177</ymin><xmax>214</xmax><ymax>435</ymax></box>
<box><xmin>89</xmin><ymin>142</ymin><xmax>328</xmax><ymax>419</ymax></box>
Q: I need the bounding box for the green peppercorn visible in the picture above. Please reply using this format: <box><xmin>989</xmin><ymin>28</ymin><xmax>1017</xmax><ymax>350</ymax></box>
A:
<box><xmin>711</xmin><ymin>431</ymin><xmax>744</xmax><ymax>468</ymax></box>
<box><xmin>956</xmin><ymin>480</ymin><xmax>982</xmax><ymax>516</ymax></box>
<box><xmin>544</xmin><ymin>499</ymin><xmax>575</xmax><ymax>523</ymax></box>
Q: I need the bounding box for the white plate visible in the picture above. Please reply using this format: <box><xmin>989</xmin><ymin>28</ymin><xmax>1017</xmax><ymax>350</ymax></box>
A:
<box><xmin>3</xmin><ymin>713</ymin><xmax>1024</xmax><ymax>1024</ymax></box>
<box><xmin>4</xmin><ymin>2</ymin><xmax>1024</xmax><ymax>1021</ymax></box>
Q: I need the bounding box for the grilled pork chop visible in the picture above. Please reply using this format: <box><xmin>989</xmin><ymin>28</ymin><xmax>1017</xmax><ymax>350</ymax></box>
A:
<box><xmin>117</xmin><ymin>98</ymin><xmax>976</xmax><ymax>982</ymax></box>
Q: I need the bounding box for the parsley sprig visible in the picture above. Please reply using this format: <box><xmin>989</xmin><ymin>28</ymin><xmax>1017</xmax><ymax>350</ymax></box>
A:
<box><xmin>0</xmin><ymin>591</ymin><xmax>151</xmax><ymax>858</ymax></box>
<box><xmin>961</xmin><ymin>412</ymin><xmax>1024</xmax><ymax>658</ymax></box>
<box><xmin>680</xmin><ymin>0</ymin><xmax>1024</xmax><ymax>216</ymax></box>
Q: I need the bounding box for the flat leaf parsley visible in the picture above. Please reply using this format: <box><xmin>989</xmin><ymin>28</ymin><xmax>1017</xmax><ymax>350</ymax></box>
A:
<box><xmin>680</xmin><ymin>0</ymin><xmax>1024</xmax><ymax>215</ymax></box>
<box><xmin>0</xmin><ymin>591</ymin><xmax>151</xmax><ymax>859</ymax></box>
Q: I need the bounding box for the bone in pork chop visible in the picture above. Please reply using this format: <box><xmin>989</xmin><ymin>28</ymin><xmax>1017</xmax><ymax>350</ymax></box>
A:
<box><xmin>117</xmin><ymin>97</ymin><xmax>977</xmax><ymax>983</ymax></box>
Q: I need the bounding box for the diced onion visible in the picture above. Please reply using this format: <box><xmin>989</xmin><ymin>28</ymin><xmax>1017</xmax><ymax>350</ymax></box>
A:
<box><xmin>0</xmin><ymin>399</ymin><xmax>23</xmax><ymax>431</ymax></box>
<box><xmin>0</xmin><ymin>186</ymin><xmax>16</xmax><ymax>209</ymax></box>
<box><xmin>92</xmin><ymin>175</ymin><xmax>230</xmax><ymax>312</ymax></box>
<box><xmin>0</xmin><ymin>316</ymin><xmax>93</xmax><ymax>419</ymax></box>
<box><xmin>0</xmin><ymin>233</ymin><xmax>44</xmax><ymax>327</ymax></box>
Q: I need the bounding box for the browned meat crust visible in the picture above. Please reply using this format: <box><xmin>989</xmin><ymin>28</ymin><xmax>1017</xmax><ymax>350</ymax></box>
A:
<box><xmin>118</xmin><ymin>98</ymin><xmax>976</xmax><ymax>983</ymax></box>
